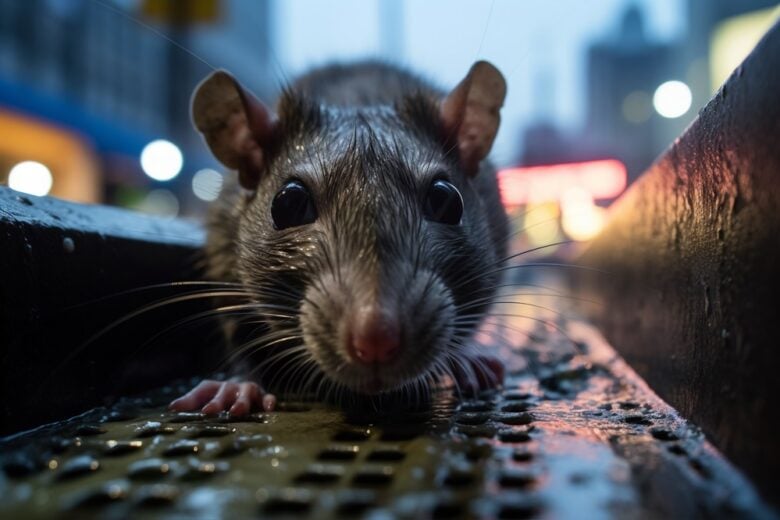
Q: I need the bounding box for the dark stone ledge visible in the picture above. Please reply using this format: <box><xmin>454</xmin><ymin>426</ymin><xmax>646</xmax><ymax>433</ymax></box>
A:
<box><xmin>578</xmin><ymin>20</ymin><xmax>780</xmax><ymax>506</ymax></box>
<box><xmin>0</xmin><ymin>187</ymin><xmax>219</xmax><ymax>435</ymax></box>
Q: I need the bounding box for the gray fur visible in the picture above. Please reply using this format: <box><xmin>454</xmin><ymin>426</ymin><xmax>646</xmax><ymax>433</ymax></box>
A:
<box><xmin>204</xmin><ymin>61</ymin><xmax>508</xmax><ymax>395</ymax></box>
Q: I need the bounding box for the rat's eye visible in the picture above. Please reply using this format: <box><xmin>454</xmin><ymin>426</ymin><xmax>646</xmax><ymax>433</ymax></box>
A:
<box><xmin>423</xmin><ymin>179</ymin><xmax>463</xmax><ymax>225</ymax></box>
<box><xmin>271</xmin><ymin>180</ymin><xmax>317</xmax><ymax>230</ymax></box>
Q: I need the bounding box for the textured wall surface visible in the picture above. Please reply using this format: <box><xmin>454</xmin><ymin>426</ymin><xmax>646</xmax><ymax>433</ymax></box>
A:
<box><xmin>579</xmin><ymin>21</ymin><xmax>780</xmax><ymax>504</ymax></box>
<box><xmin>0</xmin><ymin>188</ymin><xmax>216</xmax><ymax>435</ymax></box>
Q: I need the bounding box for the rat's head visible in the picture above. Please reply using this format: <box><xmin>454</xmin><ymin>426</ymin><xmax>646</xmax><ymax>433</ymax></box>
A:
<box><xmin>192</xmin><ymin>62</ymin><xmax>506</xmax><ymax>395</ymax></box>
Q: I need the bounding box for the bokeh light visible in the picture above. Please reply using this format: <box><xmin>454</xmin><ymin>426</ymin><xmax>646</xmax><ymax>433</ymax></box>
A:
<box><xmin>523</xmin><ymin>203</ymin><xmax>562</xmax><ymax>249</ymax></box>
<box><xmin>560</xmin><ymin>187</ymin><xmax>607</xmax><ymax>241</ymax></box>
<box><xmin>192</xmin><ymin>168</ymin><xmax>224</xmax><ymax>202</ymax></box>
<box><xmin>653</xmin><ymin>80</ymin><xmax>692</xmax><ymax>118</ymax></box>
<box><xmin>140</xmin><ymin>140</ymin><xmax>183</xmax><ymax>181</ymax></box>
<box><xmin>135</xmin><ymin>189</ymin><xmax>180</xmax><ymax>217</ymax></box>
<box><xmin>622</xmin><ymin>90</ymin><xmax>652</xmax><ymax>124</ymax></box>
<box><xmin>8</xmin><ymin>161</ymin><xmax>54</xmax><ymax>196</ymax></box>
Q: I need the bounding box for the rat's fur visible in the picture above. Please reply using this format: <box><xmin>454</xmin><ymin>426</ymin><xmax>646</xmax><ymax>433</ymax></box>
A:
<box><xmin>204</xmin><ymin>61</ymin><xmax>508</xmax><ymax>396</ymax></box>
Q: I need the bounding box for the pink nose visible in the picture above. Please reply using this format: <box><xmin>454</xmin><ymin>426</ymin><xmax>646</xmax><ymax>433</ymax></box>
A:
<box><xmin>349</xmin><ymin>306</ymin><xmax>400</xmax><ymax>364</ymax></box>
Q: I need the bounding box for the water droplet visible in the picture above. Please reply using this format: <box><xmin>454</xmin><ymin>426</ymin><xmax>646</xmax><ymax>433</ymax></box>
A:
<box><xmin>63</xmin><ymin>237</ymin><xmax>75</xmax><ymax>253</ymax></box>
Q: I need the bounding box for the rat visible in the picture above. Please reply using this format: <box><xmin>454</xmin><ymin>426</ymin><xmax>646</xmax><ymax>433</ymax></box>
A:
<box><xmin>169</xmin><ymin>60</ymin><xmax>509</xmax><ymax>416</ymax></box>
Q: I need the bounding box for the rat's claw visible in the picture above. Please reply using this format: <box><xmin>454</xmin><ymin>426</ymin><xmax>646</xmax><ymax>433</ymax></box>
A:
<box><xmin>201</xmin><ymin>381</ymin><xmax>240</xmax><ymax>414</ymax></box>
<box><xmin>228</xmin><ymin>382</ymin><xmax>262</xmax><ymax>416</ymax></box>
<box><xmin>169</xmin><ymin>379</ymin><xmax>276</xmax><ymax>415</ymax></box>
<box><xmin>169</xmin><ymin>380</ymin><xmax>222</xmax><ymax>412</ymax></box>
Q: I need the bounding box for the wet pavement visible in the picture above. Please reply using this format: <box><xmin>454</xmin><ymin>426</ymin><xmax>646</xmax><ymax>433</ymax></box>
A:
<box><xmin>0</xmin><ymin>298</ymin><xmax>774</xmax><ymax>519</ymax></box>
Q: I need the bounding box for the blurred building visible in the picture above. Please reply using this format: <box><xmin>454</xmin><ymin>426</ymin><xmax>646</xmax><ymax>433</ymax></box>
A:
<box><xmin>0</xmin><ymin>0</ymin><xmax>274</xmax><ymax>214</ymax></box>
<box><xmin>583</xmin><ymin>5</ymin><xmax>687</xmax><ymax>182</ymax></box>
<box><xmin>508</xmin><ymin>0</ymin><xmax>780</xmax><ymax>255</ymax></box>
<box><xmin>684</xmin><ymin>0</ymin><xmax>779</xmax><ymax>118</ymax></box>
<box><xmin>518</xmin><ymin>5</ymin><xmax>686</xmax><ymax>183</ymax></box>
<box><xmin>578</xmin><ymin>1</ymin><xmax>778</xmax><ymax>181</ymax></box>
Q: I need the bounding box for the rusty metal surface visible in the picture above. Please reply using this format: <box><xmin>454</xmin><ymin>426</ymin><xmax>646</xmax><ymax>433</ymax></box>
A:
<box><xmin>0</xmin><ymin>187</ymin><xmax>213</xmax><ymax>435</ymax></box>
<box><xmin>1</xmin><ymin>299</ymin><xmax>772</xmax><ymax>519</ymax></box>
<box><xmin>577</xmin><ymin>21</ymin><xmax>780</xmax><ymax>505</ymax></box>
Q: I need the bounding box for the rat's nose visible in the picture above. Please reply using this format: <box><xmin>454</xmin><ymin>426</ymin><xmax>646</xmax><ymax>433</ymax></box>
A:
<box><xmin>349</xmin><ymin>306</ymin><xmax>400</xmax><ymax>364</ymax></box>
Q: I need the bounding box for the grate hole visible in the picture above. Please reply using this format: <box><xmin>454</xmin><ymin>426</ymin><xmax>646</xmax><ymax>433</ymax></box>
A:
<box><xmin>379</xmin><ymin>428</ymin><xmax>424</xmax><ymax>441</ymax></box>
<box><xmin>264</xmin><ymin>498</ymin><xmax>311</xmax><ymax>515</ymax></box>
<box><xmin>163</xmin><ymin>440</ymin><xmax>200</xmax><ymax>457</ymax></box>
<box><xmin>318</xmin><ymin>445</ymin><xmax>360</xmax><ymax>461</ymax></box>
<box><xmin>458</xmin><ymin>400</ymin><xmax>494</xmax><ymax>413</ymax></box>
<box><xmin>178</xmin><ymin>460</ymin><xmax>229</xmax><ymax>482</ymax></box>
<box><xmin>498</xmin><ymin>469</ymin><xmax>536</xmax><ymax>489</ymax></box>
<box><xmin>667</xmin><ymin>444</ymin><xmax>687</xmax><ymax>456</ymax></box>
<box><xmin>133</xmin><ymin>484</ymin><xmax>180</xmax><ymax>508</ymax></box>
<box><xmin>500</xmin><ymin>402</ymin><xmax>534</xmax><ymax>413</ymax></box>
<box><xmin>512</xmin><ymin>449</ymin><xmax>534</xmax><ymax>462</ymax></box>
<box><xmin>56</xmin><ymin>455</ymin><xmax>100</xmax><ymax>481</ymax></box>
<box><xmin>352</xmin><ymin>467</ymin><xmax>394</xmax><ymax>486</ymax></box>
<box><xmin>135</xmin><ymin>421</ymin><xmax>177</xmax><ymax>438</ymax></box>
<box><xmin>498</xmin><ymin>501</ymin><xmax>539</xmax><ymax>519</ymax></box>
<box><xmin>219</xmin><ymin>440</ymin><xmax>249</xmax><ymax>458</ymax></box>
<box><xmin>2</xmin><ymin>454</ymin><xmax>43</xmax><ymax>478</ymax></box>
<box><xmin>455</xmin><ymin>425</ymin><xmax>497</xmax><ymax>438</ymax></box>
<box><xmin>128</xmin><ymin>459</ymin><xmax>173</xmax><ymax>481</ymax></box>
<box><xmin>497</xmin><ymin>412</ymin><xmax>534</xmax><ymax>426</ymax></box>
<box><xmin>367</xmin><ymin>449</ymin><xmax>406</xmax><ymax>462</ymax></box>
<box><xmin>455</xmin><ymin>412</ymin><xmax>491</xmax><ymax>425</ymax></box>
<box><xmin>650</xmin><ymin>428</ymin><xmax>678</xmax><ymax>441</ymax></box>
<box><xmin>333</xmin><ymin>429</ymin><xmax>371</xmax><ymax>442</ymax></box>
<box><xmin>293</xmin><ymin>466</ymin><xmax>343</xmax><ymax>485</ymax></box>
<box><xmin>623</xmin><ymin>414</ymin><xmax>652</xmax><ymax>425</ymax></box>
<box><xmin>464</xmin><ymin>443</ymin><xmax>493</xmax><ymax>461</ymax></box>
<box><xmin>335</xmin><ymin>491</ymin><xmax>377</xmax><ymax>516</ymax></box>
<box><xmin>688</xmin><ymin>458</ymin><xmax>712</xmax><ymax>480</ymax></box>
<box><xmin>443</xmin><ymin>470</ymin><xmax>476</xmax><ymax>487</ymax></box>
<box><xmin>432</xmin><ymin>500</ymin><xmax>465</xmax><ymax>519</ymax></box>
<box><xmin>214</xmin><ymin>413</ymin><xmax>268</xmax><ymax>424</ymax></box>
<box><xmin>167</xmin><ymin>412</ymin><xmax>206</xmax><ymax>423</ymax></box>
<box><xmin>182</xmin><ymin>425</ymin><xmax>235</xmax><ymax>438</ymax></box>
<box><xmin>75</xmin><ymin>425</ymin><xmax>106</xmax><ymax>436</ymax></box>
<box><xmin>503</xmin><ymin>391</ymin><xmax>533</xmax><ymax>401</ymax></box>
<box><xmin>103</xmin><ymin>440</ymin><xmax>144</xmax><ymax>457</ymax></box>
<box><xmin>498</xmin><ymin>430</ymin><xmax>532</xmax><ymax>443</ymax></box>
<box><xmin>64</xmin><ymin>482</ymin><xmax>127</xmax><ymax>510</ymax></box>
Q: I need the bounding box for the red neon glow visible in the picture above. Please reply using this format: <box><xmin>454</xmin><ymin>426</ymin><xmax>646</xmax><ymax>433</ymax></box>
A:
<box><xmin>497</xmin><ymin>159</ymin><xmax>627</xmax><ymax>206</ymax></box>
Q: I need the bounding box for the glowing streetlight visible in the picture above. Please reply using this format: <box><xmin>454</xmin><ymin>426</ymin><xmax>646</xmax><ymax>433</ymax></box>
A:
<box><xmin>8</xmin><ymin>161</ymin><xmax>53</xmax><ymax>196</ymax></box>
<box><xmin>140</xmin><ymin>139</ymin><xmax>183</xmax><ymax>181</ymax></box>
<box><xmin>653</xmin><ymin>80</ymin><xmax>692</xmax><ymax>119</ymax></box>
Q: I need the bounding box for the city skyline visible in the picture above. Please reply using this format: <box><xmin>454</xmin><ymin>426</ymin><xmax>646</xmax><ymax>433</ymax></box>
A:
<box><xmin>275</xmin><ymin>0</ymin><xmax>686</xmax><ymax>166</ymax></box>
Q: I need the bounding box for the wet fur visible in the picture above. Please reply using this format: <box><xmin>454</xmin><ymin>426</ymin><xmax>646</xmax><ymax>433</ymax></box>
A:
<box><xmin>205</xmin><ymin>61</ymin><xmax>508</xmax><ymax>397</ymax></box>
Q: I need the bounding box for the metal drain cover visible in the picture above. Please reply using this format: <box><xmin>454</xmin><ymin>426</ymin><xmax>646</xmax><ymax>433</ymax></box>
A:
<box><xmin>0</xmin><ymin>314</ymin><xmax>772</xmax><ymax>519</ymax></box>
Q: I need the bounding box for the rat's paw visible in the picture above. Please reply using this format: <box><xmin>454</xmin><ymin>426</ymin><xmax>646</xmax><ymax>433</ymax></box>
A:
<box><xmin>169</xmin><ymin>379</ymin><xmax>276</xmax><ymax>416</ymax></box>
<box><xmin>450</xmin><ymin>354</ymin><xmax>505</xmax><ymax>394</ymax></box>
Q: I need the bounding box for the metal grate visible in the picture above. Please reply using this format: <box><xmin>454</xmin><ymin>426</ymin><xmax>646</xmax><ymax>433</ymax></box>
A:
<box><xmin>0</xmin><ymin>308</ymin><xmax>773</xmax><ymax>519</ymax></box>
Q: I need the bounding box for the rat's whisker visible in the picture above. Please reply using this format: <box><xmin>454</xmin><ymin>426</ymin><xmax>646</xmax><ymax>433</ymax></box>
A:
<box><xmin>65</xmin><ymin>280</ymin><xmax>249</xmax><ymax>310</ymax></box>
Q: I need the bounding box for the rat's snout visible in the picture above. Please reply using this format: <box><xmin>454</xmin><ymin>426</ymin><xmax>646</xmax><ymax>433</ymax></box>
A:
<box><xmin>347</xmin><ymin>305</ymin><xmax>400</xmax><ymax>364</ymax></box>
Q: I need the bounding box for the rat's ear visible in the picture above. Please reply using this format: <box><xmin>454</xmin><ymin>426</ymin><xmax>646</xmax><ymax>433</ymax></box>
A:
<box><xmin>440</xmin><ymin>61</ymin><xmax>506</xmax><ymax>176</ymax></box>
<box><xmin>192</xmin><ymin>70</ymin><xmax>277</xmax><ymax>190</ymax></box>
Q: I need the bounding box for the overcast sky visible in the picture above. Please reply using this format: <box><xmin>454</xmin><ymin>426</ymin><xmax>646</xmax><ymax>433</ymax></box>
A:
<box><xmin>273</xmin><ymin>0</ymin><xmax>685</xmax><ymax>166</ymax></box>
